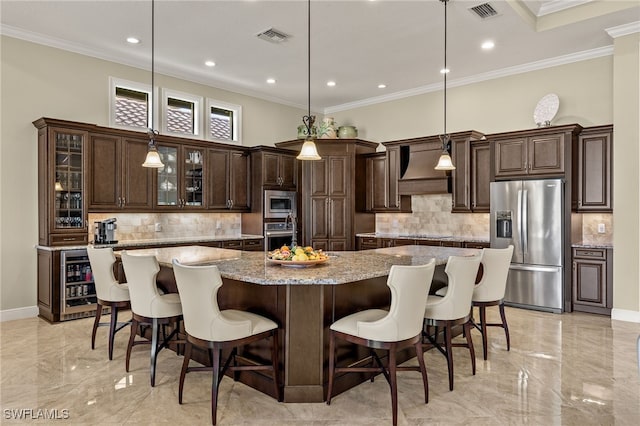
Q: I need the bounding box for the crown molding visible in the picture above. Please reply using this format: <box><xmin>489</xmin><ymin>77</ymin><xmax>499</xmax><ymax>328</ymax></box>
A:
<box><xmin>537</xmin><ymin>0</ymin><xmax>593</xmax><ymax>17</ymax></box>
<box><xmin>606</xmin><ymin>21</ymin><xmax>640</xmax><ymax>38</ymax></box>
<box><xmin>325</xmin><ymin>46</ymin><xmax>613</xmax><ymax>114</ymax></box>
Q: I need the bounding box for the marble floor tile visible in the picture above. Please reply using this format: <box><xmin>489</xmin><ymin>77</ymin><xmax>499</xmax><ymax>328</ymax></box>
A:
<box><xmin>1</xmin><ymin>307</ymin><xmax>639</xmax><ymax>425</ymax></box>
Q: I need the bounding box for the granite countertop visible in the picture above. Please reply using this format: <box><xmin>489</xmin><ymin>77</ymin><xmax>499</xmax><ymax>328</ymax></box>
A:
<box><xmin>356</xmin><ymin>232</ymin><xmax>490</xmax><ymax>244</ymax></box>
<box><xmin>35</xmin><ymin>234</ymin><xmax>264</xmax><ymax>251</ymax></box>
<box><xmin>120</xmin><ymin>244</ymin><xmax>481</xmax><ymax>286</ymax></box>
<box><xmin>571</xmin><ymin>242</ymin><xmax>613</xmax><ymax>249</ymax></box>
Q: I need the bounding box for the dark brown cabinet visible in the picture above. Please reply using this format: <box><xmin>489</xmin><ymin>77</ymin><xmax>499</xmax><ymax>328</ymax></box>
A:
<box><xmin>34</xmin><ymin>119</ymin><xmax>90</xmax><ymax>246</ymax></box>
<box><xmin>491</xmin><ymin>125</ymin><xmax>581</xmax><ymax>179</ymax></box>
<box><xmin>88</xmin><ymin>133</ymin><xmax>153</xmax><ymax>211</ymax></box>
<box><xmin>155</xmin><ymin>144</ymin><xmax>206</xmax><ymax>209</ymax></box>
<box><xmin>449</xmin><ymin>131</ymin><xmax>486</xmax><ymax>213</ymax></box>
<box><xmin>357</xmin><ymin>236</ymin><xmax>379</xmax><ymax>250</ymax></box>
<box><xmin>276</xmin><ymin>139</ymin><xmax>378</xmax><ymax>251</ymax></box>
<box><xmin>207</xmin><ymin>148</ymin><xmax>250</xmax><ymax>211</ymax></box>
<box><xmin>573</xmin><ymin>125</ymin><xmax>612</xmax><ymax>212</ymax></box>
<box><xmin>572</xmin><ymin>247</ymin><xmax>613</xmax><ymax>315</ymax></box>
<box><xmin>364</xmin><ymin>150</ymin><xmax>411</xmax><ymax>212</ymax></box>
<box><xmin>261</xmin><ymin>151</ymin><xmax>297</xmax><ymax>189</ymax></box>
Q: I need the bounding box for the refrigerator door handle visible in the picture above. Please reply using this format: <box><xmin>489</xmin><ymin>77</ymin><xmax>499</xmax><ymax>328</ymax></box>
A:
<box><xmin>509</xmin><ymin>264</ymin><xmax>561</xmax><ymax>273</ymax></box>
<box><xmin>522</xmin><ymin>189</ymin><xmax>528</xmax><ymax>256</ymax></box>
<box><xmin>517</xmin><ymin>189</ymin><xmax>523</xmax><ymax>253</ymax></box>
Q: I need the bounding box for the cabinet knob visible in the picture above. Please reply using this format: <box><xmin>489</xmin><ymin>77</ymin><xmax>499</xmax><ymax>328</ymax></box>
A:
<box><xmin>121</xmin><ymin>197</ymin><xmax>126</xmax><ymax>207</ymax></box>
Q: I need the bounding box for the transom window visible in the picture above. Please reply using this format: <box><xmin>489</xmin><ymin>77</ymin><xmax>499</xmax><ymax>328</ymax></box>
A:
<box><xmin>162</xmin><ymin>89</ymin><xmax>202</xmax><ymax>137</ymax></box>
<box><xmin>109</xmin><ymin>77</ymin><xmax>152</xmax><ymax>130</ymax></box>
<box><xmin>207</xmin><ymin>99</ymin><xmax>242</xmax><ymax>145</ymax></box>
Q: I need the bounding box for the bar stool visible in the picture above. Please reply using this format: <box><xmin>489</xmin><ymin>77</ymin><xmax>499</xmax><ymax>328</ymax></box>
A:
<box><xmin>87</xmin><ymin>246</ymin><xmax>131</xmax><ymax>360</ymax></box>
<box><xmin>326</xmin><ymin>260</ymin><xmax>436</xmax><ymax>426</ymax></box>
<box><xmin>470</xmin><ymin>245</ymin><xmax>514</xmax><ymax>360</ymax></box>
<box><xmin>172</xmin><ymin>260</ymin><xmax>281</xmax><ymax>425</ymax></box>
<box><xmin>423</xmin><ymin>255</ymin><xmax>481</xmax><ymax>391</ymax></box>
<box><xmin>121</xmin><ymin>252</ymin><xmax>183</xmax><ymax>387</ymax></box>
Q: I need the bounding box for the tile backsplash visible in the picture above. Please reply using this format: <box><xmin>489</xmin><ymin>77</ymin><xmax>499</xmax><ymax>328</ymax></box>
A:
<box><xmin>88</xmin><ymin>213</ymin><xmax>242</xmax><ymax>242</ymax></box>
<box><xmin>375</xmin><ymin>194</ymin><xmax>490</xmax><ymax>238</ymax></box>
<box><xmin>580</xmin><ymin>213</ymin><xmax>613</xmax><ymax>245</ymax></box>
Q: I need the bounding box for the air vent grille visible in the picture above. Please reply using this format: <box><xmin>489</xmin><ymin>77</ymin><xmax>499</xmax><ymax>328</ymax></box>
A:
<box><xmin>256</xmin><ymin>28</ymin><xmax>290</xmax><ymax>43</ymax></box>
<box><xmin>469</xmin><ymin>3</ymin><xmax>499</xmax><ymax>19</ymax></box>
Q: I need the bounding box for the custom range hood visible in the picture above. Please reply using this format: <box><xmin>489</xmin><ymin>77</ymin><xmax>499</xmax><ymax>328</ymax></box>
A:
<box><xmin>383</xmin><ymin>130</ymin><xmax>484</xmax><ymax>195</ymax></box>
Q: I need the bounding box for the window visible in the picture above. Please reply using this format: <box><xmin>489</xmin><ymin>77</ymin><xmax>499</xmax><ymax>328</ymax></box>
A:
<box><xmin>161</xmin><ymin>89</ymin><xmax>202</xmax><ymax>137</ymax></box>
<box><xmin>206</xmin><ymin>99</ymin><xmax>242</xmax><ymax>145</ymax></box>
<box><xmin>109</xmin><ymin>77</ymin><xmax>152</xmax><ymax>130</ymax></box>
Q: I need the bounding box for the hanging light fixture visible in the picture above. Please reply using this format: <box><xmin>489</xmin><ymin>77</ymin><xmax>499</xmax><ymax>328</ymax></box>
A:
<box><xmin>435</xmin><ymin>0</ymin><xmax>455</xmax><ymax>171</ymax></box>
<box><xmin>142</xmin><ymin>0</ymin><xmax>164</xmax><ymax>168</ymax></box>
<box><xmin>297</xmin><ymin>0</ymin><xmax>321</xmax><ymax>161</ymax></box>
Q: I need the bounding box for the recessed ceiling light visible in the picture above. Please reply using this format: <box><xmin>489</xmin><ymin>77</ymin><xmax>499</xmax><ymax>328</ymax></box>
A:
<box><xmin>266</xmin><ymin>78</ymin><xmax>276</xmax><ymax>84</ymax></box>
<box><xmin>440</xmin><ymin>68</ymin><xmax>450</xmax><ymax>74</ymax></box>
<box><xmin>326</xmin><ymin>81</ymin><xmax>336</xmax><ymax>87</ymax></box>
<box><xmin>481</xmin><ymin>40</ymin><xmax>495</xmax><ymax>50</ymax></box>
<box><xmin>378</xmin><ymin>84</ymin><xmax>387</xmax><ymax>89</ymax></box>
<box><xmin>205</xmin><ymin>60</ymin><xmax>216</xmax><ymax>67</ymax></box>
<box><xmin>126</xmin><ymin>37</ymin><xmax>140</xmax><ymax>44</ymax></box>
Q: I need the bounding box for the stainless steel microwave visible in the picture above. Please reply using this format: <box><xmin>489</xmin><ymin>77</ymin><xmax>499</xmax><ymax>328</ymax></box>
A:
<box><xmin>264</xmin><ymin>190</ymin><xmax>297</xmax><ymax>219</ymax></box>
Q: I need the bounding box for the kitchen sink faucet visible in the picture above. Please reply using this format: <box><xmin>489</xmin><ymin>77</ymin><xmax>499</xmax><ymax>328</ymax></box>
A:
<box><xmin>286</xmin><ymin>211</ymin><xmax>297</xmax><ymax>248</ymax></box>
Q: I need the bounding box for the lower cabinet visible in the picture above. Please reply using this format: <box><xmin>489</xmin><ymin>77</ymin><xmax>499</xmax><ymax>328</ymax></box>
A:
<box><xmin>357</xmin><ymin>236</ymin><xmax>379</xmax><ymax>250</ymax></box>
<box><xmin>572</xmin><ymin>247</ymin><xmax>613</xmax><ymax>315</ymax></box>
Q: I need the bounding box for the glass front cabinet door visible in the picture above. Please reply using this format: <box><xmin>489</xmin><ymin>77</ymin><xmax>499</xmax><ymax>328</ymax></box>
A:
<box><xmin>34</xmin><ymin>119</ymin><xmax>89</xmax><ymax>246</ymax></box>
<box><xmin>155</xmin><ymin>144</ymin><xmax>205</xmax><ymax>209</ymax></box>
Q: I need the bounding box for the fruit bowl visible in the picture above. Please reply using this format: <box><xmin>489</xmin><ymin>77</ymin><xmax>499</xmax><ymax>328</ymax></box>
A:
<box><xmin>267</xmin><ymin>245</ymin><xmax>328</xmax><ymax>267</ymax></box>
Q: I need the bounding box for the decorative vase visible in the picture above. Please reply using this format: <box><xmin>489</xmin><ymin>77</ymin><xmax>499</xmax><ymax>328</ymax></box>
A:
<box><xmin>338</xmin><ymin>125</ymin><xmax>357</xmax><ymax>139</ymax></box>
<box><xmin>318</xmin><ymin>117</ymin><xmax>337</xmax><ymax>139</ymax></box>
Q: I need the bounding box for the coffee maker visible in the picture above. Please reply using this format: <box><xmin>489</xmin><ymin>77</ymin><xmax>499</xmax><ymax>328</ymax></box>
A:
<box><xmin>94</xmin><ymin>218</ymin><xmax>118</xmax><ymax>244</ymax></box>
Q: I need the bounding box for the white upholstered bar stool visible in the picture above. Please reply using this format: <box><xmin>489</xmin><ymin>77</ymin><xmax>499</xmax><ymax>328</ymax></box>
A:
<box><xmin>423</xmin><ymin>255</ymin><xmax>481</xmax><ymax>391</ymax></box>
<box><xmin>470</xmin><ymin>245</ymin><xmax>514</xmax><ymax>360</ymax></box>
<box><xmin>326</xmin><ymin>260</ymin><xmax>436</xmax><ymax>426</ymax></box>
<box><xmin>87</xmin><ymin>246</ymin><xmax>131</xmax><ymax>360</ymax></box>
<box><xmin>121</xmin><ymin>252</ymin><xmax>183</xmax><ymax>387</ymax></box>
<box><xmin>172</xmin><ymin>260</ymin><xmax>281</xmax><ymax>426</ymax></box>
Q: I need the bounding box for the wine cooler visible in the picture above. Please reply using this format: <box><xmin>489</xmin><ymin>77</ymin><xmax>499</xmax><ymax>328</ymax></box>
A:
<box><xmin>60</xmin><ymin>249</ymin><xmax>97</xmax><ymax>319</ymax></box>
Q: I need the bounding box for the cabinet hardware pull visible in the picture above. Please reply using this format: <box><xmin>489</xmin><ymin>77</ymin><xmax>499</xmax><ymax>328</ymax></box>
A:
<box><xmin>121</xmin><ymin>197</ymin><xmax>125</xmax><ymax>207</ymax></box>
<box><xmin>63</xmin><ymin>238</ymin><xmax>74</xmax><ymax>241</ymax></box>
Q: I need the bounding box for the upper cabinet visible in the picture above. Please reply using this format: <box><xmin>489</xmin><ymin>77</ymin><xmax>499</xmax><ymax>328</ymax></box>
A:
<box><xmin>207</xmin><ymin>148</ymin><xmax>250</xmax><ymax>211</ymax></box>
<box><xmin>155</xmin><ymin>143</ymin><xmax>206</xmax><ymax>209</ymax></box>
<box><xmin>261</xmin><ymin>150</ymin><xmax>297</xmax><ymax>189</ymax></box>
<box><xmin>88</xmin><ymin>134</ymin><xmax>153</xmax><ymax>211</ymax></box>
<box><xmin>34</xmin><ymin>118</ymin><xmax>90</xmax><ymax>246</ymax></box>
<box><xmin>363</xmin><ymin>150</ymin><xmax>411</xmax><ymax>212</ymax></box>
<box><xmin>491</xmin><ymin>124</ymin><xmax>582</xmax><ymax>179</ymax></box>
<box><xmin>448</xmin><ymin>131</ymin><xmax>486</xmax><ymax>213</ymax></box>
<box><xmin>573</xmin><ymin>125</ymin><xmax>613</xmax><ymax>212</ymax></box>
<box><xmin>470</xmin><ymin>141</ymin><xmax>491</xmax><ymax>212</ymax></box>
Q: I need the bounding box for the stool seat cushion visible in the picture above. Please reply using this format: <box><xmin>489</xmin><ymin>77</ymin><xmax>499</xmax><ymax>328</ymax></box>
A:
<box><xmin>106</xmin><ymin>282</ymin><xmax>130</xmax><ymax>302</ymax></box>
<box><xmin>330</xmin><ymin>309</ymin><xmax>389</xmax><ymax>340</ymax></box>
<box><xmin>196</xmin><ymin>309</ymin><xmax>277</xmax><ymax>342</ymax></box>
<box><xmin>149</xmin><ymin>293</ymin><xmax>183</xmax><ymax>318</ymax></box>
<box><xmin>434</xmin><ymin>286</ymin><xmax>447</xmax><ymax>297</ymax></box>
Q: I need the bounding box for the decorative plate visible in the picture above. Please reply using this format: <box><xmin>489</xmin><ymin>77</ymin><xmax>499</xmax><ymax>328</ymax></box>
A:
<box><xmin>533</xmin><ymin>93</ymin><xmax>559</xmax><ymax>126</ymax></box>
<box><xmin>267</xmin><ymin>258</ymin><xmax>328</xmax><ymax>268</ymax></box>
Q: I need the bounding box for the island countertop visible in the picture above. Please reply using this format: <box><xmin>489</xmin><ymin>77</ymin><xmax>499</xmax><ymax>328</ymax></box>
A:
<box><xmin>119</xmin><ymin>244</ymin><xmax>481</xmax><ymax>285</ymax></box>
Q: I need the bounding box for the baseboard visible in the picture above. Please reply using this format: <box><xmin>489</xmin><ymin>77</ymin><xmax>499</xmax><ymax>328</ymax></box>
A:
<box><xmin>611</xmin><ymin>308</ymin><xmax>640</xmax><ymax>323</ymax></box>
<box><xmin>0</xmin><ymin>306</ymin><xmax>39</xmax><ymax>322</ymax></box>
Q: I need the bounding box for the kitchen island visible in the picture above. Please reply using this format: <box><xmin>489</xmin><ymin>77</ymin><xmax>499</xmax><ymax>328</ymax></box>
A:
<box><xmin>120</xmin><ymin>245</ymin><xmax>480</xmax><ymax>402</ymax></box>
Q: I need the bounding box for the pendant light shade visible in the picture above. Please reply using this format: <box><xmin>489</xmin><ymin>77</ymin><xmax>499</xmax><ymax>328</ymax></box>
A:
<box><xmin>297</xmin><ymin>0</ymin><xmax>321</xmax><ymax>161</ymax></box>
<box><xmin>435</xmin><ymin>0</ymin><xmax>455</xmax><ymax>171</ymax></box>
<box><xmin>142</xmin><ymin>0</ymin><xmax>164</xmax><ymax>168</ymax></box>
<box><xmin>54</xmin><ymin>181</ymin><xmax>64</xmax><ymax>191</ymax></box>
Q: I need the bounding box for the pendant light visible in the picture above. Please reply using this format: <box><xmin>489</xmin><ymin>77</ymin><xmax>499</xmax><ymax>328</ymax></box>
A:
<box><xmin>297</xmin><ymin>0</ymin><xmax>321</xmax><ymax>161</ymax></box>
<box><xmin>435</xmin><ymin>0</ymin><xmax>455</xmax><ymax>171</ymax></box>
<box><xmin>142</xmin><ymin>0</ymin><xmax>164</xmax><ymax>168</ymax></box>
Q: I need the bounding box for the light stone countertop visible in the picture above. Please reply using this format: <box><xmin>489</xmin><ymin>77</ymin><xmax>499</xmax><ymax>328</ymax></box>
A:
<box><xmin>571</xmin><ymin>242</ymin><xmax>613</xmax><ymax>249</ymax></box>
<box><xmin>120</xmin><ymin>245</ymin><xmax>481</xmax><ymax>286</ymax></box>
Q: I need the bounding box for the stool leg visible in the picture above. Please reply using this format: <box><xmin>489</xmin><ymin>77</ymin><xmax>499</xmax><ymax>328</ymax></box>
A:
<box><xmin>444</xmin><ymin>323</ymin><xmax>454</xmax><ymax>391</ymax></box>
<box><xmin>389</xmin><ymin>345</ymin><xmax>398</xmax><ymax>426</ymax></box>
<box><xmin>125</xmin><ymin>318</ymin><xmax>138</xmax><ymax>372</ymax></box>
<box><xmin>179</xmin><ymin>341</ymin><xmax>192</xmax><ymax>404</ymax></box>
<box><xmin>464</xmin><ymin>320</ymin><xmax>476</xmax><ymax>375</ymax></box>
<box><xmin>479</xmin><ymin>305</ymin><xmax>488</xmax><ymax>360</ymax></box>
<box><xmin>211</xmin><ymin>345</ymin><xmax>221</xmax><ymax>425</ymax></box>
<box><xmin>91</xmin><ymin>304</ymin><xmax>102</xmax><ymax>350</ymax></box>
<box><xmin>150</xmin><ymin>318</ymin><xmax>159</xmax><ymax>387</ymax></box>
<box><xmin>499</xmin><ymin>302</ymin><xmax>510</xmax><ymax>351</ymax></box>
<box><xmin>414</xmin><ymin>340</ymin><xmax>429</xmax><ymax>404</ymax></box>
<box><xmin>108</xmin><ymin>306</ymin><xmax>118</xmax><ymax>361</ymax></box>
<box><xmin>326</xmin><ymin>331</ymin><xmax>336</xmax><ymax>405</ymax></box>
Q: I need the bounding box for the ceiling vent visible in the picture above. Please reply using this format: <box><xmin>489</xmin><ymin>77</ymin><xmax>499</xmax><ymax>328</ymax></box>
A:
<box><xmin>256</xmin><ymin>28</ymin><xmax>290</xmax><ymax>43</ymax></box>
<box><xmin>468</xmin><ymin>3</ymin><xmax>499</xmax><ymax>19</ymax></box>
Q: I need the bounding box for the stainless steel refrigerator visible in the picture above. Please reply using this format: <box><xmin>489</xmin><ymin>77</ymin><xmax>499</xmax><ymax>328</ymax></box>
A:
<box><xmin>490</xmin><ymin>179</ymin><xmax>564</xmax><ymax>312</ymax></box>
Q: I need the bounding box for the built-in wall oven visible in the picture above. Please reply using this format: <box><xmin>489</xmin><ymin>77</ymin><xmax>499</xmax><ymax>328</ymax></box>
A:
<box><xmin>264</xmin><ymin>189</ymin><xmax>297</xmax><ymax>219</ymax></box>
<box><xmin>264</xmin><ymin>222</ymin><xmax>294</xmax><ymax>251</ymax></box>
